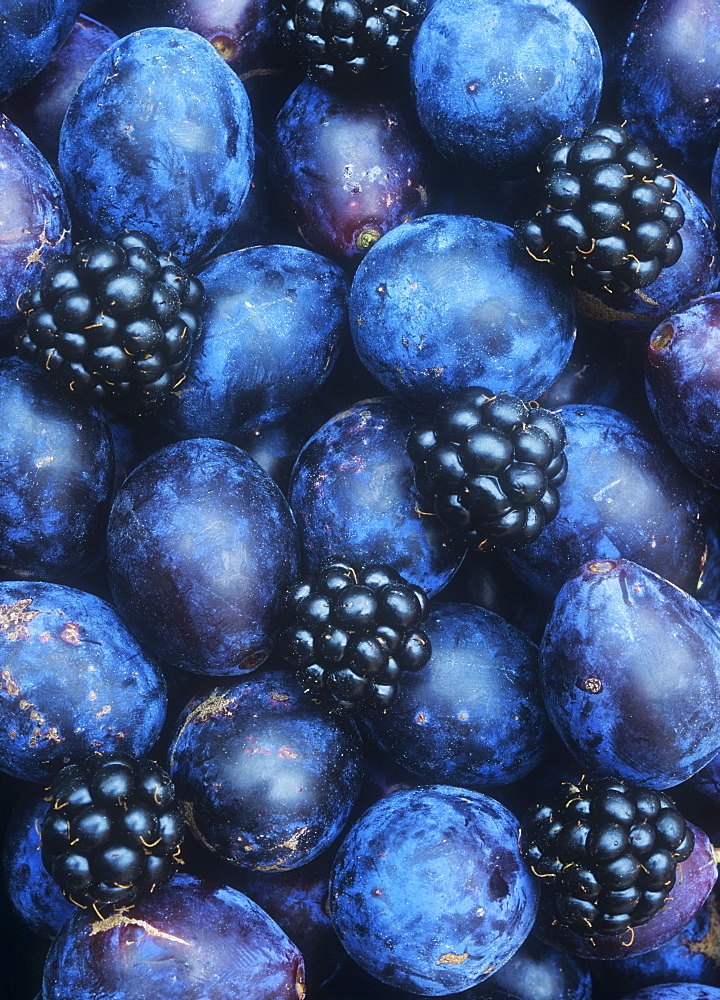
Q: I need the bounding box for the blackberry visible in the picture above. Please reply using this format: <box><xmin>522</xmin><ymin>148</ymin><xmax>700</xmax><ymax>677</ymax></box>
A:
<box><xmin>277</xmin><ymin>560</ymin><xmax>431</xmax><ymax>714</ymax></box>
<box><xmin>15</xmin><ymin>230</ymin><xmax>204</xmax><ymax>416</ymax></box>
<box><xmin>515</xmin><ymin>121</ymin><xmax>685</xmax><ymax>294</ymax></box>
<box><xmin>278</xmin><ymin>0</ymin><xmax>426</xmax><ymax>86</ymax></box>
<box><xmin>40</xmin><ymin>752</ymin><xmax>185</xmax><ymax>913</ymax></box>
<box><xmin>520</xmin><ymin>777</ymin><xmax>695</xmax><ymax>940</ymax></box>
<box><xmin>407</xmin><ymin>387</ymin><xmax>567</xmax><ymax>550</ymax></box>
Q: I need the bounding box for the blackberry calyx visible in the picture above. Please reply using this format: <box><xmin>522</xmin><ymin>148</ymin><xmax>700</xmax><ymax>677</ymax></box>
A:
<box><xmin>520</xmin><ymin>777</ymin><xmax>695</xmax><ymax>940</ymax></box>
<box><xmin>277</xmin><ymin>560</ymin><xmax>431</xmax><ymax>714</ymax></box>
<box><xmin>407</xmin><ymin>387</ymin><xmax>567</xmax><ymax>550</ymax></box>
<box><xmin>40</xmin><ymin>752</ymin><xmax>185</xmax><ymax>912</ymax></box>
<box><xmin>515</xmin><ymin>121</ymin><xmax>685</xmax><ymax>295</ymax></box>
<box><xmin>15</xmin><ymin>230</ymin><xmax>204</xmax><ymax>416</ymax></box>
<box><xmin>278</xmin><ymin>0</ymin><xmax>426</xmax><ymax>86</ymax></box>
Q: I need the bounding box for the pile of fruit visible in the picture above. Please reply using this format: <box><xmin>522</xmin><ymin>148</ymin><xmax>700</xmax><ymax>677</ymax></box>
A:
<box><xmin>4</xmin><ymin>1</ymin><xmax>720</xmax><ymax>998</ymax></box>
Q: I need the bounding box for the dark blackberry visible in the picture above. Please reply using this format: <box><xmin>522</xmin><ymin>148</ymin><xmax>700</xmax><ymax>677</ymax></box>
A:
<box><xmin>277</xmin><ymin>560</ymin><xmax>431</xmax><ymax>714</ymax></box>
<box><xmin>40</xmin><ymin>752</ymin><xmax>185</xmax><ymax>913</ymax></box>
<box><xmin>15</xmin><ymin>230</ymin><xmax>204</xmax><ymax>415</ymax></box>
<box><xmin>515</xmin><ymin>121</ymin><xmax>685</xmax><ymax>294</ymax></box>
<box><xmin>278</xmin><ymin>0</ymin><xmax>426</xmax><ymax>86</ymax></box>
<box><xmin>407</xmin><ymin>387</ymin><xmax>567</xmax><ymax>550</ymax></box>
<box><xmin>520</xmin><ymin>777</ymin><xmax>695</xmax><ymax>940</ymax></box>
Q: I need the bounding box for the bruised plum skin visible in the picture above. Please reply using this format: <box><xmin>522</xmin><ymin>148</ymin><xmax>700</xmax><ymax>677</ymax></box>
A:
<box><xmin>505</xmin><ymin>404</ymin><xmax>704</xmax><ymax>600</ymax></box>
<box><xmin>329</xmin><ymin>785</ymin><xmax>538</xmax><ymax>995</ymax></box>
<box><xmin>168</xmin><ymin>669</ymin><xmax>363</xmax><ymax>871</ymax></box>
<box><xmin>0</xmin><ymin>580</ymin><xmax>166</xmax><ymax>782</ymax></box>
<box><xmin>0</xmin><ymin>0</ymin><xmax>82</xmax><ymax>101</ymax></box>
<box><xmin>540</xmin><ymin>558</ymin><xmax>720</xmax><ymax>788</ymax></box>
<box><xmin>288</xmin><ymin>397</ymin><xmax>466</xmax><ymax>597</ymax></box>
<box><xmin>58</xmin><ymin>27</ymin><xmax>254</xmax><ymax>265</ymax></box>
<box><xmin>107</xmin><ymin>438</ymin><xmax>299</xmax><ymax>675</ymax></box>
<box><xmin>42</xmin><ymin>874</ymin><xmax>305</xmax><ymax>1000</ymax></box>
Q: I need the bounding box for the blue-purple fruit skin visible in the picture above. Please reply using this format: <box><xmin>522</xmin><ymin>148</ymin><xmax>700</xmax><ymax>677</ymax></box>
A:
<box><xmin>575</xmin><ymin>176</ymin><xmax>720</xmax><ymax>335</ymax></box>
<box><xmin>329</xmin><ymin>785</ymin><xmax>539</xmax><ymax>995</ymax></box>
<box><xmin>2</xmin><ymin>786</ymin><xmax>75</xmax><ymax>937</ymax></box>
<box><xmin>591</xmin><ymin>893</ymin><xmax>720</xmax><ymax>994</ymax></box>
<box><xmin>410</xmin><ymin>0</ymin><xmax>602</xmax><ymax>176</ymax></box>
<box><xmin>156</xmin><ymin>244</ymin><xmax>347</xmax><ymax>439</ymax></box>
<box><xmin>107</xmin><ymin>438</ymin><xmax>299</xmax><ymax>675</ymax></box>
<box><xmin>505</xmin><ymin>403</ymin><xmax>705</xmax><ymax>600</ymax></box>
<box><xmin>539</xmin><ymin>558</ymin><xmax>720</xmax><ymax>788</ymax></box>
<box><xmin>0</xmin><ymin>0</ymin><xmax>82</xmax><ymax>101</ymax></box>
<box><xmin>349</xmin><ymin>214</ymin><xmax>576</xmax><ymax>407</ymax></box>
<box><xmin>483</xmin><ymin>934</ymin><xmax>592</xmax><ymax>1000</ymax></box>
<box><xmin>0</xmin><ymin>579</ymin><xmax>167</xmax><ymax>782</ymax></box>
<box><xmin>168</xmin><ymin>668</ymin><xmax>363</xmax><ymax>870</ymax></box>
<box><xmin>359</xmin><ymin>601</ymin><xmax>551</xmax><ymax>788</ymax></box>
<box><xmin>645</xmin><ymin>295</ymin><xmax>720</xmax><ymax>489</ymax></box>
<box><xmin>618</xmin><ymin>987</ymin><xmax>720</xmax><ymax>1000</ymax></box>
<box><xmin>42</xmin><ymin>873</ymin><xmax>306</xmax><ymax>1000</ymax></box>
<box><xmin>57</xmin><ymin>27</ymin><xmax>254</xmax><ymax>265</ymax></box>
<box><xmin>2</xmin><ymin>14</ymin><xmax>119</xmax><ymax>165</ymax></box>
<box><xmin>618</xmin><ymin>0</ymin><xmax>720</xmax><ymax>172</ymax></box>
<box><xmin>0</xmin><ymin>114</ymin><xmax>71</xmax><ymax>333</ymax></box>
<box><xmin>161</xmin><ymin>0</ymin><xmax>283</xmax><ymax>72</ymax></box>
<box><xmin>0</xmin><ymin>357</ymin><xmax>114</xmax><ymax>583</ymax></box>
<box><xmin>288</xmin><ymin>396</ymin><xmax>466</xmax><ymax>597</ymax></box>
<box><xmin>271</xmin><ymin>81</ymin><xmax>435</xmax><ymax>264</ymax></box>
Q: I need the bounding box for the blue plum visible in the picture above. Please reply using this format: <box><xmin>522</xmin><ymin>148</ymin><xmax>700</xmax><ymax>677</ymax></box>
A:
<box><xmin>270</xmin><ymin>81</ymin><xmax>435</xmax><ymax>264</ymax></box>
<box><xmin>42</xmin><ymin>873</ymin><xmax>306</xmax><ymax>1000</ymax></box>
<box><xmin>618</xmin><ymin>0</ymin><xmax>720</xmax><ymax>172</ymax></box>
<box><xmin>107</xmin><ymin>437</ymin><xmax>300</xmax><ymax>675</ymax></box>
<box><xmin>504</xmin><ymin>403</ymin><xmax>704</xmax><ymax>599</ymax></box>
<box><xmin>0</xmin><ymin>113</ymin><xmax>71</xmax><ymax>334</ymax></box>
<box><xmin>620</xmin><ymin>987</ymin><xmax>720</xmax><ymax>999</ymax></box>
<box><xmin>410</xmin><ymin>0</ymin><xmax>602</xmax><ymax>176</ymax></box>
<box><xmin>233</xmin><ymin>401</ymin><xmax>327</xmax><ymax>495</ymax></box>
<box><xmin>540</xmin><ymin>558</ymin><xmax>720</xmax><ymax>787</ymax></box>
<box><xmin>359</xmin><ymin>601</ymin><xmax>551</xmax><ymax>787</ymax></box>
<box><xmin>0</xmin><ymin>356</ymin><xmax>113</xmax><ymax>583</ymax></box>
<box><xmin>58</xmin><ymin>27</ymin><xmax>254</xmax><ymax>265</ymax></box>
<box><xmin>349</xmin><ymin>214</ymin><xmax>576</xmax><ymax>407</ymax></box>
<box><xmin>288</xmin><ymin>396</ymin><xmax>466</xmax><ymax>597</ymax></box>
<box><xmin>484</xmin><ymin>934</ymin><xmax>592</xmax><ymax>1000</ymax></box>
<box><xmin>329</xmin><ymin>784</ymin><xmax>539</xmax><ymax>995</ymax></box>
<box><xmin>0</xmin><ymin>579</ymin><xmax>166</xmax><ymax>782</ymax></box>
<box><xmin>0</xmin><ymin>0</ymin><xmax>82</xmax><ymax>101</ymax></box>
<box><xmin>161</xmin><ymin>0</ymin><xmax>283</xmax><ymax>71</ymax></box>
<box><xmin>168</xmin><ymin>668</ymin><xmax>363</xmax><ymax>870</ymax></box>
<box><xmin>156</xmin><ymin>244</ymin><xmax>347</xmax><ymax>439</ymax></box>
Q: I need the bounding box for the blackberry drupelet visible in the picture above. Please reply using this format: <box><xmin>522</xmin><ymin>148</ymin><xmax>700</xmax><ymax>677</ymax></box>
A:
<box><xmin>278</xmin><ymin>0</ymin><xmax>426</xmax><ymax>86</ymax></box>
<box><xmin>15</xmin><ymin>230</ymin><xmax>204</xmax><ymax>415</ymax></box>
<box><xmin>278</xmin><ymin>560</ymin><xmax>431</xmax><ymax>714</ymax></box>
<box><xmin>515</xmin><ymin>121</ymin><xmax>685</xmax><ymax>294</ymax></box>
<box><xmin>40</xmin><ymin>752</ymin><xmax>185</xmax><ymax>913</ymax></box>
<box><xmin>407</xmin><ymin>386</ymin><xmax>567</xmax><ymax>550</ymax></box>
<box><xmin>520</xmin><ymin>777</ymin><xmax>695</xmax><ymax>940</ymax></box>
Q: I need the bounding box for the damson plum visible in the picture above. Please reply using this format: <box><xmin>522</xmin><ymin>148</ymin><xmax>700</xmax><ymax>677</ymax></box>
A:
<box><xmin>106</xmin><ymin>438</ymin><xmax>300</xmax><ymax>675</ymax></box>
<box><xmin>349</xmin><ymin>214</ymin><xmax>576</xmax><ymax>407</ymax></box>
<box><xmin>288</xmin><ymin>397</ymin><xmax>466</xmax><ymax>597</ymax></box>
<box><xmin>156</xmin><ymin>244</ymin><xmax>347</xmax><ymax>440</ymax></box>
<box><xmin>0</xmin><ymin>357</ymin><xmax>113</xmax><ymax>583</ymax></box>
<box><xmin>504</xmin><ymin>403</ymin><xmax>704</xmax><ymax>600</ymax></box>
<box><xmin>168</xmin><ymin>668</ymin><xmax>363</xmax><ymax>870</ymax></box>
<box><xmin>359</xmin><ymin>602</ymin><xmax>552</xmax><ymax>788</ymax></box>
<box><xmin>0</xmin><ymin>580</ymin><xmax>167</xmax><ymax>782</ymax></box>
<box><xmin>58</xmin><ymin>27</ymin><xmax>254</xmax><ymax>265</ymax></box>
<box><xmin>270</xmin><ymin>82</ymin><xmax>435</xmax><ymax>264</ymax></box>
<box><xmin>540</xmin><ymin>558</ymin><xmax>720</xmax><ymax>787</ymax></box>
<box><xmin>0</xmin><ymin>114</ymin><xmax>71</xmax><ymax>334</ymax></box>
<box><xmin>329</xmin><ymin>785</ymin><xmax>539</xmax><ymax>995</ymax></box>
<box><xmin>42</xmin><ymin>873</ymin><xmax>306</xmax><ymax>1000</ymax></box>
<box><xmin>483</xmin><ymin>934</ymin><xmax>592</xmax><ymax>1000</ymax></box>
<box><xmin>621</xmin><ymin>986</ymin><xmax>720</xmax><ymax>999</ymax></box>
<box><xmin>160</xmin><ymin>0</ymin><xmax>283</xmax><ymax>71</ymax></box>
<box><xmin>0</xmin><ymin>0</ymin><xmax>82</xmax><ymax>101</ymax></box>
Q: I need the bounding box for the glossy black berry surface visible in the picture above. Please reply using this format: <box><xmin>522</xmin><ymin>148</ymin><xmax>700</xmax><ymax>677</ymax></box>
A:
<box><xmin>15</xmin><ymin>230</ymin><xmax>204</xmax><ymax>415</ymax></box>
<box><xmin>520</xmin><ymin>777</ymin><xmax>694</xmax><ymax>940</ymax></box>
<box><xmin>407</xmin><ymin>386</ymin><xmax>567</xmax><ymax>549</ymax></box>
<box><xmin>516</xmin><ymin>121</ymin><xmax>685</xmax><ymax>294</ymax></box>
<box><xmin>40</xmin><ymin>752</ymin><xmax>185</xmax><ymax>911</ymax></box>
<box><xmin>278</xmin><ymin>560</ymin><xmax>431</xmax><ymax>713</ymax></box>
